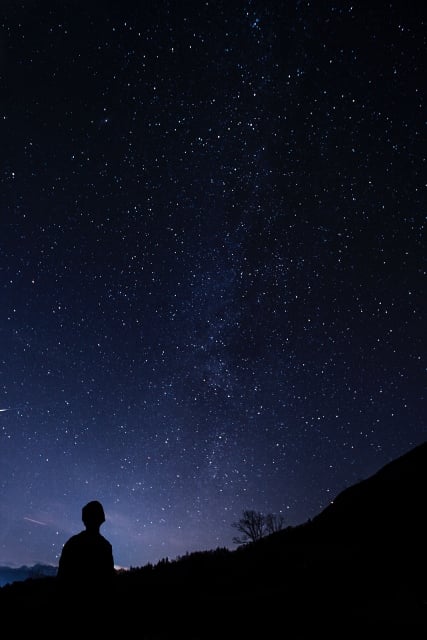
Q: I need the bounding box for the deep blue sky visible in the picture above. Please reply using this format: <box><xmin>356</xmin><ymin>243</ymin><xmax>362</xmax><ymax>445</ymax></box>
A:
<box><xmin>0</xmin><ymin>1</ymin><xmax>425</xmax><ymax>569</ymax></box>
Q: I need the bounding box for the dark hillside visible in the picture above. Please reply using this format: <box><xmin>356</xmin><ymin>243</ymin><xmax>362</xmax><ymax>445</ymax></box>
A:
<box><xmin>308</xmin><ymin>440</ymin><xmax>427</xmax><ymax>541</ymax></box>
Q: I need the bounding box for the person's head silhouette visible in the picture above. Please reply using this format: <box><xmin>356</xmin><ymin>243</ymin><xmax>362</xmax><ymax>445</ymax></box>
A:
<box><xmin>82</xmin><ymin>500</ymin><xmax>106</xmax><ymax>532</ymax></box>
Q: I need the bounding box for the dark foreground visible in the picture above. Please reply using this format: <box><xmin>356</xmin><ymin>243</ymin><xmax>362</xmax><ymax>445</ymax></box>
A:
<box><xmin>1</xmin><ymin>557</ymin><xmax>426</xmax><ymax>639</ymax></box>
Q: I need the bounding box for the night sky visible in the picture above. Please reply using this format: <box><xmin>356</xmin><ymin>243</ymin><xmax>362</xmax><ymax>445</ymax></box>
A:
<box><xmin>0</xmin><ymin>1</ymin><xmax>425</xmax><ymax>570</ymax></box>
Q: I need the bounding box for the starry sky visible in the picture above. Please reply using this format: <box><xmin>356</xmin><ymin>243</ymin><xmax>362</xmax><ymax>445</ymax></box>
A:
<box><xmin>0</xmin><ymin>1</ymin><xmax>425</xmax><ymax>570</ymax></box>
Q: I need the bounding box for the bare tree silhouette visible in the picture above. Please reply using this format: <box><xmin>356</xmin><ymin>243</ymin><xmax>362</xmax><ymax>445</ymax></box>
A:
<box><xmin>231</xmin><ymin>509</ymin><xmax>284</xmax><ymax>544</ymax></box>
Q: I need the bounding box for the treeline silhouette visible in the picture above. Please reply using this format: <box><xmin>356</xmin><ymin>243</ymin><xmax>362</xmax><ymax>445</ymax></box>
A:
<box><xmin>1</xmin><ymin>442</ymin><xmax>426</xmax><ymax>637</ymax></box>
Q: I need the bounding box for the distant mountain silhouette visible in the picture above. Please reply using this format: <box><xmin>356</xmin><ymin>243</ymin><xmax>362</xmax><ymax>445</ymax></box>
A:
<box><xmin>0</xmin><ymin>563</ymin><xmax>57</xmax><ymax>587</ymax></box>
<box><xmin>1</xmin><ymin>441</ymin><xmax>426</xmax><ymax>637</ymax></box>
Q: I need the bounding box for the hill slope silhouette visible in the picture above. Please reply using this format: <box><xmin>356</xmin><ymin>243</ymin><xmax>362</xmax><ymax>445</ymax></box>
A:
<box><xmin>308</xmin><ymin>438</ymin><xmax>427</xmax><ymax>541</ymax></box>
<box><xmin>1</xmin><ymin>442</ymin><xmax>426</xmax><ymax>637</ymax></box>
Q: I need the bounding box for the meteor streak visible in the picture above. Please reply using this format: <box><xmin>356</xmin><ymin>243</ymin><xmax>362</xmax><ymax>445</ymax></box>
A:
<box><xmin>24</xmin><ymin>517</ymin><xmax>48</xmax><ymax>526</ymax></box>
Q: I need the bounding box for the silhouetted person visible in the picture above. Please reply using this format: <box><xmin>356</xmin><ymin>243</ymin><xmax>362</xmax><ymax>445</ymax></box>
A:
<box><xmin>57</xmin><ymin>500</ymin><xmax>115</xmax><ymax>609</ymax></box>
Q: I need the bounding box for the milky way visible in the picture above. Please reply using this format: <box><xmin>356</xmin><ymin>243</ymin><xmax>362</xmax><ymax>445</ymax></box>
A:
<box><xmin>0</xmin><ymin>1</ymin><xmax>425</xmax><ymax>569</ymax></box>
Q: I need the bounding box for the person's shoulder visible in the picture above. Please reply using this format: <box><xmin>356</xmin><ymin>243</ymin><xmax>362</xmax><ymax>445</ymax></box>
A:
<box><xmin>63</xmin><ymin>531</ymin><xmax>85</xmax><ymax>546</ymax></box>
<box><xmin>100</xmin><ymin>534</ymin><xmax>112</xmax><ymax>547</ymax></box>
